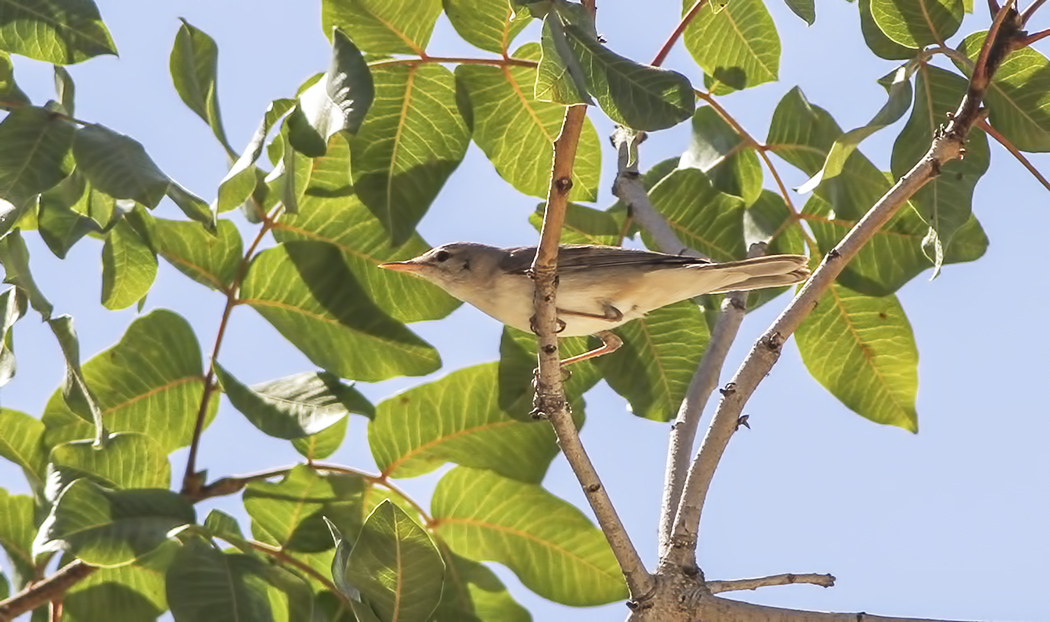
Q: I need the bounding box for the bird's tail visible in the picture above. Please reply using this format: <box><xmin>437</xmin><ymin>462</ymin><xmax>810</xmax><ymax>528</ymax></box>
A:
<box><xmin>703</xmin><ymin>254</ymin><xmax>810</xmax><ymax>293</ymax></box>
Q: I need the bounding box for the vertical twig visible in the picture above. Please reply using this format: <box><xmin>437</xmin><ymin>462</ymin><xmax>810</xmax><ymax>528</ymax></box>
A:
<box><xmin>529</xmin><ymin>1</ymin><xmax>652</xmax><ymax>601</ymax></box>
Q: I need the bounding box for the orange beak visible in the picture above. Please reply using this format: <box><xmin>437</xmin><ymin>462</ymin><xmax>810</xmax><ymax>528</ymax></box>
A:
<box><xmin>378</xmin><ymin>261</ymin><xmax>425</xmax><ymax>274</ymax></box>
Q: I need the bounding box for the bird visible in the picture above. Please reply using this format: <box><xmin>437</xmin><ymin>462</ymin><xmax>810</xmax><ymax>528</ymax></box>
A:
<box><xmin>380</xmin><ymin>243</ymin><xmax>809</xmax><ymax>364</ymax></box>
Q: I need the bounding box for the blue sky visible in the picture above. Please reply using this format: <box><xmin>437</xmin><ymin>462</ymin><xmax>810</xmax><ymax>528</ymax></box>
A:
<box><xmin>1</xmin><ymin>1</ymin><xmax>1048</xmax><ymax>620</ymax></box>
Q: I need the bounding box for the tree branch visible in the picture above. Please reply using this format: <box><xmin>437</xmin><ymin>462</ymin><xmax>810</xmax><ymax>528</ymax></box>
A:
<box><xmin>0</xmin><ymin>561</ymin><xmax>95</xmax><ymax>622</ymax></box>
<box><xmin>707</xmin><ymin>573</ymin><xmax>835</xmax><ymax>594</ymax></box>
<box><xmin>531</xmin><ymin>103</ymin><xmax>653</xmax><ymax>601</ymax></box>
<box><xmin>977</xmin><ymin>118</ymin><xmax>1050</xmax><ymax>192</ymax></box>
<box><xmin>663</xmin><ymin>1</ymin><xmax>1024</xmax><ymax>572</ymax></box>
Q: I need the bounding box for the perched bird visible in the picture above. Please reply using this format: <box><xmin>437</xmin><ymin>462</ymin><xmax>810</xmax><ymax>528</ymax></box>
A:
<box><xmin>380</xmin><ymin>243</ymin><xmax>809</xmax><ymax>363</ymax></box>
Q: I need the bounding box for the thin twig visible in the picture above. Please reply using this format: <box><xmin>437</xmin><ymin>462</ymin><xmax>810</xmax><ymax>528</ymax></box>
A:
<box><xmin>706</xmin><ymin>573</ymin><xmax>835</xmax><ymax>594</ymax></box>
<box><xmin>529</xmin><ymin>2</ymin><xmax>651</xmax><ymax>599</ymax></box>
<box><xmin>181</xmin><ymin>209</ymin><xmax>279</xmax><ymax>496</ymax></box>
<box><xmin>531</xmin><ymin>105</ymin><xmax>653</xmax><ymax>600</ymax></box>
<box><xmin>651</xmin><ymin>0</ymin><xmax>709</xmax><ymax>67</ymax></box>
<box><xmin>663</xmin><ymin>3</ymin><xmax>1024</xmax><ymax>571</ymax></box>
<box><xmin>977</xmin><ymin>118</ymin><xmax>1050</xmax><ymax>192</ymax></box>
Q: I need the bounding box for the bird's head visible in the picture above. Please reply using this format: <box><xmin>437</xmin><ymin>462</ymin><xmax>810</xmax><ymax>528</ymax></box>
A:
<box><xmin>378</xmin><ymin>242</ymin><xmax>503</xmax><ymax>299</ymax></box>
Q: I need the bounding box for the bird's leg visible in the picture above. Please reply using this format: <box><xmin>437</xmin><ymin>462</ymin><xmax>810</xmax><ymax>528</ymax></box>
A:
<box><xmin>560</xmin><ymin>330</ymin><xmax>623</xmax><ymax>366</ymax></box>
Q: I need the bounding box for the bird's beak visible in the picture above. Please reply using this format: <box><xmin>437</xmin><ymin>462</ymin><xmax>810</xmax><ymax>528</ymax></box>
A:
<box><xmin>378</xmin><ymin>260</ymin><xmax>425</xmax><ymax>274</ymax></box>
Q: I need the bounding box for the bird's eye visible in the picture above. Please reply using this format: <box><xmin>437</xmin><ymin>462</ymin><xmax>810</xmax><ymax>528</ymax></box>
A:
<box><xmin>434</xmin><ymin>250</ymin><xmax>450</xmax><ymax>262</ymax></box>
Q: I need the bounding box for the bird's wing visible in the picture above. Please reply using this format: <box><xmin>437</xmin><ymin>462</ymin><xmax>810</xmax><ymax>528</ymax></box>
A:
<box><xmin>498</xmin><ymin>245</ymin><xmax>710</xmax><ymax>275</ymax></box>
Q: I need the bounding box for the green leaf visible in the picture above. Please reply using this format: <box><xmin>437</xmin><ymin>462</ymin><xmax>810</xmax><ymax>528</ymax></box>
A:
<box><xmin>0</xmin><ymin>0</ymin><xmax>117</xmax><ymax>64</ymax></box>
<box><xmin>273</xmin><ymin>138</ymin><xmax>461</xmax><ymax>325</ymax></box>
<box><xmin>322</xmin><ymin>0</ymin><xmax>441</xmax><ymax>54</ymax></box>
<box><xmin>101</xmin><ymin>219</ymin><xmax>157</xmax><ymax>310</ymax></box>
<box><xmin>528</xmin><ymin>202</ymin><xmax>623</xmax><ymax>246</ymax></box>
<box><xmin>683</xmin><ymin>0</ymin><xmax>780</xmax><ymax>94</ymax></box>
<box><xmin>535</xmin><ymin>11</ymin><xmax>592</xmax><ymax>105</ymax></box>
<box><xmin>42</xmin><ymin>309</ymin><xmax>215</xmax><ymax>453</ymax></box>
<box><xmin>432</xmin><ymin>467</ymin><xmax>627</xmax><ymax>606</ymax></box>
<box><xmin>72</xmin><ymin>125</ymin><xmax>216</xmax><ymax>229</ymax></box>
<box><xmin>62</xmin><ymin>542</ymin><xmax>172</xmax><ymax>622</ymax></box>
<box><xmin>0</xmin><ymin>571</ymin><xmax>6</xmax><ymax>600</ymax></box>
<box><xmin>48</xmin><ymin>432</ymin><xmax>171</xmax><ymax>490</ymax></box>
<box><xmin>371</xmin><ymin>363</ymin><xmax>560</xmax><ymax>482</ymax></box>
<box><xmin>803</xmin><ymin>169</ymin><xmax>986</xmax><ymax>296</ymax></box>
<box><xmin>0</xmin><ymin>106</ymin><xmax>75</xmax><ymax>212</ymax></box>
<box><xmin>891</xmin><ymin>65</ymin><xmax>988</xmax><ymax>270</ymax></box>
<box><xmin>291</xmin><ymin>416</ymin><xmax>349</xmax><ymax>461</ymax></box>
<box><xmin>0</xmin><ymin>287</ymin><xmax>27</xmax><ymax>387</ymax></box>
<box><xmin>241</xmin><ymin>241</ymin><xmax>441</xmax><ymax>382</ymax></box>
<box><xmin>0</xmin><ymin>51</ymin><xmax>30</xmax><ymax>105</ymax></box>
<box><xmin>0</xmin><ymin>489</ymin><xmax>35</xmax><ymax>587</ymax></box>
<box><xmin>166</xmin><ymin>181</ymin><xmax>216</xmax><ymax>230</ymax></box>
<box><xmin>215</xmin><ymin>366</ymin><xmax>370</xmax><ymax>440</ymax></box>
<box><xmin>858</xmin><ymin>0</ymin><xmax>915</xmax><ymax>60</ymax></box>
<box><xmin>766</xmin><ymin>86</ymin><xmax>841</xmax><ymax>176</ymax></box>
<box><xmin>215</xmin><ymin>98</ymin><xmax>295</xmax><ymax>213</ymax></box>
<box><xmin>682</xmin><ymin>106</ymin><xmax>762</xmax><ymax>204</ymax></box>
<box><xmin>127</xmin><ymin>210</ymin><xmax>242</xmax><ymax>292</ymax></box>
<box><xmin>325</xmin><ymin>520</ymin><xmax>359</xmax><ymax>603</ymax></box>
<box><xmin>37</xmin><ymin>172</ymin><xmax>100</xmax><ymax>258</ymax></box>
<box><xmin>34</xmin><ymin>479</ymin><xmax>195</xmax><ymax>567</ymax></box>
<box><xmin>72</xmin><ymin>124</ymin><xmax>171</xmax><ymax>208</ymax></box>
<box><xmin>560</xmin><ymin>21</ymin><xmax>695</xmax><ymax>130</ymax></box>
<box><xmin>870</xmin><ymin>0</ymin><xmax>962</xmax><ymax>49</ymax></box>
<box><xmin>432</xmin><ymin>551</ymin><xmax>531</xmax><ymax>622</ymax></box>
<box><xmin>0</xmin><ymin>408</ymin><xmax>46</xmax><ymax>489</ymax></box>
<box><xmin>596</xmin><ymin>300</ymin><xmax>710</xmax><ymax>422</ymax></box>
<box><xmin>0</xmin><ymin>229</ymin><xmax>53</xmax><ymax>318</ymax></box>
<box><xmin>166</xmin><ymin>538</ymin><xmax>278</xmax><ymax>622</ymax></box>
<box><xmin>351</xmin><ymin>63</ymin><xmax>470</xmax><ymax>244</ymax></box>
<box><xmin>456</xmin><ymin>43</ymin><xmax>600</xmax><ymax>202</ymax></box>
<box><xmin>53</xmin><ymin>65</ymin><xmax>75</xmax><ymax>115</ymax></box>
<box><xmin>798</xmin><ymin>61</ymin><xmax>917</xmax><ymax>193</ymax></box>
<box><xmin>244</xmin><ymin>465</ymin><xmax>368</xmax><ymax>553</ymax></box>
<box><xmin>784</xmin><ymin>0</ymin><xmax>815</xmax><ymax>25</ymax></box>
<box><xmin>957</xmin><ymin>33</ymin><xmax>1050</xmax><ymax>153</ymax></box>
<box><xmin>48</xmin><ymin>314</ymin><xmax>104</xmax><ymax>438</ymax></box>
<box><xmin>645</xmin><ymin>167</ymin><xmax>746</xmax><ymax>260</ymax></box>
<box><xmin>796</xmin><ymin>283</ymin><xmax>918</xmax><ymax>431</ymax></box>
<box><xmin>296</xmin><ymin>29</ymin><xmax>374</xmax><ymax>148</ymax></box>
<box><xmin>338</xmin><ymin>501</ymin><xmax>444</xmax><ymax>622</ymax></box>
<box><xmin>170</xmin><ymin>19</ymin><xmax>232</xmax><ymax>153</ymax></box>
<box><xmin>443</xmin><ymin>0</ymin><xmax>530</xmax><ymax>53</ymax></box>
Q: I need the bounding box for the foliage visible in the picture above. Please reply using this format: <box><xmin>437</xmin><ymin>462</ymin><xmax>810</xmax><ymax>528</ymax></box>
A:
<box><xmin>0</xmin><ymin>0</ymin><xmax>1044</xmax><ymax>620</ymax></box>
